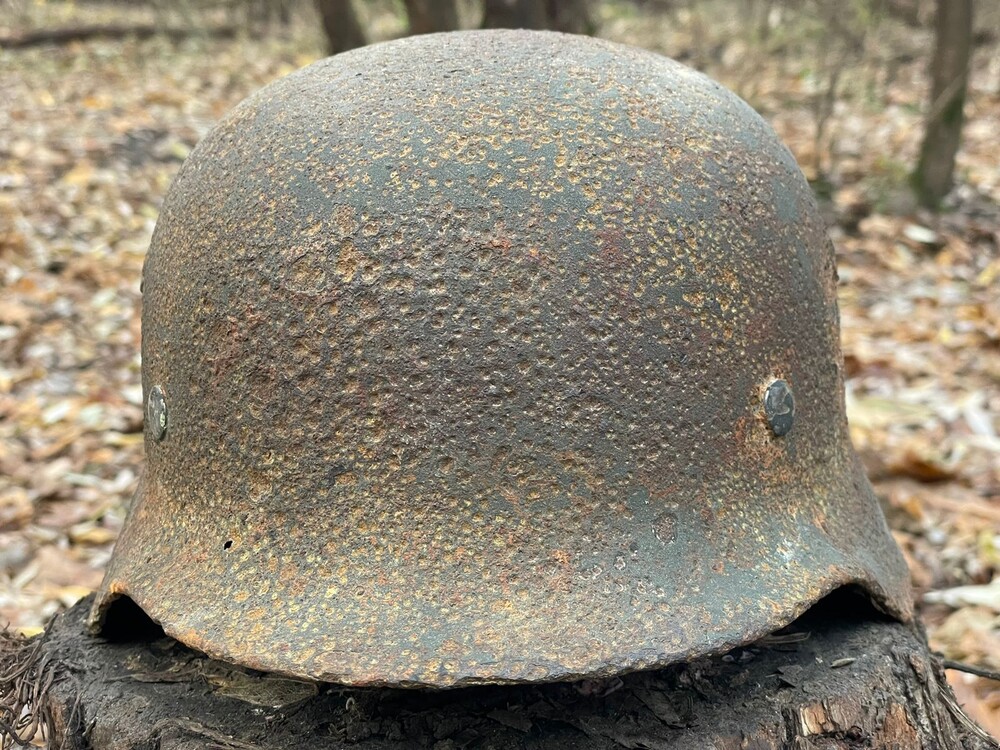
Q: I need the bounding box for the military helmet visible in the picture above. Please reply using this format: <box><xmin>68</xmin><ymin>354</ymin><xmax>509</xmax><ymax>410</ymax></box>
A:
<box><xmin>90</xmin><ymin>29</ymin><xmax>912</xmax><ymax>687</ymax></box>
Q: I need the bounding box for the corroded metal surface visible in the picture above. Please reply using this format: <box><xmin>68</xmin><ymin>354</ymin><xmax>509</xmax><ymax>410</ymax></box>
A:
<box><xmin>90</xmin><ymin>30</ymin><xmax>912</xmax><ymax>688</ymax></box>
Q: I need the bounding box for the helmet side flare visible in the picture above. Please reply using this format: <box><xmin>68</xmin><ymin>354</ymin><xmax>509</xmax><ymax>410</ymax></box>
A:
<box><xmin>90</xmin><ymin>30</ymin><xmax>912</xmax><ymax>688</ymax></box>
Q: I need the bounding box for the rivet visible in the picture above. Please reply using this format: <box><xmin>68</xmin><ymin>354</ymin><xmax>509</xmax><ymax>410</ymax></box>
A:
<box><xmin>764</xmin><ymin>379</ymin><xmax>794</xmax><ymax>437</ymax></box>
<box><xmin>147</xmin><ymin>385</ymin><xmax>168</xmax><ymax>441</ymax></box>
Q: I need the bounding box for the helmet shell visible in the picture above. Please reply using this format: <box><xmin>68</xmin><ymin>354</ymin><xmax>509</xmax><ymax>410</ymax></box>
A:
<box><xmin>90</xmin><ymin>30</ymin><xmax>911</xmax><ymax>687</ymax></box>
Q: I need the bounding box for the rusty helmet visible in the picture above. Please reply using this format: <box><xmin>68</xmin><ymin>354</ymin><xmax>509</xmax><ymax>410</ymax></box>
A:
<box><xmin>90</xmin><ymin>29</ymin><xmax>911</xmax><ymax>687</ymax></box>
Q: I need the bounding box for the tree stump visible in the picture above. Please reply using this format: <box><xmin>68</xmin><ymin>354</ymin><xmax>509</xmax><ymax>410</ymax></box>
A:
<box><xmin>4</xmin><ymin>593</ymin><xmax>995</xmax><ymax>749</ymax></box>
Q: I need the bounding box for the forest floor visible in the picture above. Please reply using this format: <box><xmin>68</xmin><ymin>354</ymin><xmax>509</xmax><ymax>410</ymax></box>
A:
<box><xmin>1</xmin><ymin>0</ymin><xmax>999</xmax><ymax>740</ymax></box>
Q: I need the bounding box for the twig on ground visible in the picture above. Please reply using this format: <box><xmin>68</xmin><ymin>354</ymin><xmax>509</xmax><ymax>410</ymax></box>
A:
<box><xmin>942</xmin><ymin>659</ymin><xmax>1000</xmax><ymax>683</ymax></box>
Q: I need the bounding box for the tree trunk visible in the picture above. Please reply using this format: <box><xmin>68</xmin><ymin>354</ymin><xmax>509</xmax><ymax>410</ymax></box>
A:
<box><xmin>0</xmin><ymin>23</ymin><xmax>238</xmax><ymax>48</ymax></box>
<box><xmin>314</xmin><ymin>0</ymin><xmax>366</xmax><ymax>56</ymax></box>
<box><xmin>547</xmin><ymin>0</ymin><xmax>596</xmax><ymax>35</ymax></box>
<box><xmin>482</xmin><ymin>0</ymin><xmax>595</xmax><ymax>35</ymax></box>
<box><xmin>403</xmin><ymin>0</ymin><xmax>460</xmax><ymax>35</ymax></box>
<box><xmin>911</xmin><ymin>0</ymin><xmax>973</xmax><ymax>209</ymax></box>
<box><xmin>4</xmin><ymin>595</ymin><xmax>995</xmax><ymax>749</ymax></box>
<box><xmin>481</xmin><ymin>0</ymin><xmax>548</xmax><ymax>30</ymax></box>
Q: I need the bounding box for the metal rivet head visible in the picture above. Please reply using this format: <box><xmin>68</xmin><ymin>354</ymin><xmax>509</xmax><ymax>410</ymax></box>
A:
<box><xmin>764</xmin><ymin>379</ymin><xmax>794</xmax><ymax>437</ymax></box>
<box><xmin>147</xmin><ymin>385</ymin><xmax>168</xmax><ymax>441</ymax></box>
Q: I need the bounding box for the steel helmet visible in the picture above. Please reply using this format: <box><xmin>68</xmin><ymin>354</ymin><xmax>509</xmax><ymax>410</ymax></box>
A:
<box><xmin>90</xmin><ymin>29</ymin><xmax>912</xmax><ymax>687</ymax></box>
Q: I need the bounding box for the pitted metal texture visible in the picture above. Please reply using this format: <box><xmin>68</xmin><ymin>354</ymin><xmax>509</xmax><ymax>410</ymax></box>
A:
<box><xmin>90</xmin><ymin>30</ymin><xmax>912</xmax><ymax>687</ymax></box>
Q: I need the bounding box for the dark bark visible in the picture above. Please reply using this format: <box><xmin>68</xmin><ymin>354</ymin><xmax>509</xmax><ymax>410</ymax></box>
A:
<box><xmin>0</xmin><ymin>23</ymin><xmax>237</xmax><ymax>49</ymax></box>
<box><xmin>314</xmin><ymin>0</ymin><xmax>366</xmax><ymax>56</ymax></box>
<box><xmin>912</xmin><ymin>0</ymin><xmax>973</xmax><ymax>209</ymax></box>
<box><xmin>5</xmin><ymin>594</ymin><xmax>996</xmax><ymax>749</ymax></box>
<box><xmin>403</xmin><ymin>0</ymin><xmax>460</xmax><ymax>35</ymax></box>
<box><xmin>481</xmin><ymin>0</ymin><xmax>595</xmax><ymax>35</ymax></box>
<box><xmin>481</xmin><ymin>0</ymin><xmax>548</xmax><ymax>30</ymax></box>
<box><xmin>247</xmin><ymin>0</ymin><xmax>294</xmax><ymax>28</ymax></box>
<box><xmin>547</xmin><ymin>0</ymin><xmax>596</xmax><ymax>35</ymax></box>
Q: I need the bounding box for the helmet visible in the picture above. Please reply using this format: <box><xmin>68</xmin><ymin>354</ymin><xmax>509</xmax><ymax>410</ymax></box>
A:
<box><xmin>89</xmin><ymin>29</ymin><xmax>912</xmax><ymax>687</ymax></box>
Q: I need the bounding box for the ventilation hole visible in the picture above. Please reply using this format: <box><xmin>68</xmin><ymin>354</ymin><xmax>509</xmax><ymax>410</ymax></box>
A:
<box><xmin>99</xmin><ymin>595</ymin><xmax>165</xmax><ymax>642</ymax></box>
<box><xmin>223</xmin><ymin>540</ymin><xmax>233</xmax><ymax>550</ymax></box>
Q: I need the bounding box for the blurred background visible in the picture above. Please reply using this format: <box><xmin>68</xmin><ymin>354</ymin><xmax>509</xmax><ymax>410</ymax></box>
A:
<box><xmin>1</xmin><ymin>0</ymin><xmax>998</xmax><ymax>736</ymax></box>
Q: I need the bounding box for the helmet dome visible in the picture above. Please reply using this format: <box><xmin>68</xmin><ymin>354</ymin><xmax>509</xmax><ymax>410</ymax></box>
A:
<box><xmin>91</xmin><ymin>29</ymin><xmax>911</xmax><ymax>688</ymax></box>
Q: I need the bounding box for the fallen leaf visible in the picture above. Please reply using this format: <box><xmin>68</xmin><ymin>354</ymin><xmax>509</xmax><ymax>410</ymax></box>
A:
<box><xmin>925</xmin><ymin>579</ymin><xmax>1000</xmax><ymax>613</ymax></box>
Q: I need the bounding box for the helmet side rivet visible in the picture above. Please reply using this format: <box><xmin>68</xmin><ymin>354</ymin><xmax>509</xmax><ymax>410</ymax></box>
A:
<box><xmin>147</xmin><ymin>385</ymin><xmax>168</xmax><ymax>441</ymax></box>
<box><xmin>764</xmin><ymin>379</ymin><xmax>794</xmax><ymax>437</ymax></box>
